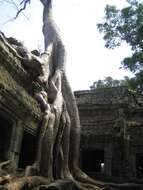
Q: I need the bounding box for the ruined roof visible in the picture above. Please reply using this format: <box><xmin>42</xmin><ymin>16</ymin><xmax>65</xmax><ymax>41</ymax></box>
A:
<box><xmin>0</xmin><ymin>32</ymin><xmax>41</xmax><ymax>134</ymax></box>
<box><xmin>75</xmin><ymin>86</ymin><xmax>143</xmax><ymax>108</ymax></box>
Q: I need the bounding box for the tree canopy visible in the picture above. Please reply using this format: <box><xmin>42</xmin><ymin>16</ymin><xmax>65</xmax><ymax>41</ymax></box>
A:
<box><xmin>90</xmin><ymin>76</ymin><xmax>131</xmax><ymax>90</ymax></box>
<box><xmin>97</xmin><ymin>0</ymin><xmax>143</xmax><ymax>90</ymax></box>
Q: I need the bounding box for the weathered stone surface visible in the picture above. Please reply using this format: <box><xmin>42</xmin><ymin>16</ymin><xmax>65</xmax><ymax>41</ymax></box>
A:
<box><xmin>0</xmin><ymin>33</ymin><xmax>42</xmax><ymax>167</ymax></box>
<box><xmin>0</xmin><ymin>33</ymin><xmax>41</xmax><ymax>134</ymax></box>
<box><xmin>1</xmin><ymin>30</ymin><xmax>143</xmax><ymax>187</ymax></box>
<box><xmin>75</xmin><ymin>87</ymin><xmax>143</xmax><ymax>180</ymax></box>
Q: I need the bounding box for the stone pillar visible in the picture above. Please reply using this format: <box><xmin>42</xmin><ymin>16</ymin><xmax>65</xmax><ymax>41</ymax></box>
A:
<box><xmin>5</xmin><ymin>120</ymin><xmax>16</xmax><ymax>161</ymax></box>
<box><xmin>111</xmin><ymin>137</ymin><xmax>124</xmax><ymax>177</ymax></box>
<box><xmin>123</xmin><ymin>137</ymin><xmax>132</xmax><ymax>179</ymax></box>
<box><xmin>104</xmin><ymin>143</ymin><xmax>112</xmax><ymax>176</ymax></box>
<box><xmin>9</xmin><ymin>120</ymin><xmax>24</xmax><ymax>168</ymax></box>
<box><xmin>130</xmin><ymin>148</ymin><xmax>136</xmax><ymax>178</ymax></box>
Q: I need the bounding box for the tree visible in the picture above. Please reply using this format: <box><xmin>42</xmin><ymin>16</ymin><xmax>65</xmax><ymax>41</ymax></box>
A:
<box><xmin>0</xmin><ymin>1</ymin><xmax>106</xmax><ymax>190</ymax></box>
<box><xmin>90</xmin><ymin>76</ymin><xmax>130</xmax><ymax>90</ymax></box>
<box><xmin>90</xmin><ymin>80</ymin><xmax>105</xmax><ymax>90</ymax></box>
<box><xmin>97</xmin><ymin>0</ymin><xmax>143</xmax><ymax>90</ymax></box>
<box><xmin>1</xmin><ymin>1</ymin><xmax>140</xmax><ymax>189</ymax></box>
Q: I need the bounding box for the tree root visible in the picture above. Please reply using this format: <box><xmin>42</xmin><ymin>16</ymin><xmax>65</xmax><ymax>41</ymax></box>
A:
<box><xmin>0</xmin><ymin>172</ymin><xmax>108</xmax><ymax>190</ymax></box>
<box><xmin>36</xmin><ymin>179</ymin><xmax>106</xmax><ymax>190</ymax></box>
<box><xmin>76</xmin><ymin>181</ymin><xmax>101</xmax><ymax>190</ymax></box>
<box><xmin>0</xmin><ymin>160</ymin><xmax>11</xmax><ymax>171</ymax></box>
<box><xmin>4</xmin><ymin>176</ymin><xmax>51</xmax><ymax>190</ymax></box>
<box><xmin>1</xmin><ymin>170</ymin><xmax>142</xmax><ymax>190</ymax></box>
<box><xmin>72</xmin><ymin>168</ymin><xmax>105</xmax><ymax>187</ymax></box>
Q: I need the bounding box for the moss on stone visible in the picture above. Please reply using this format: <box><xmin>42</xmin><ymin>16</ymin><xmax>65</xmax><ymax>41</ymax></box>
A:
<box><xmin>0</xmin><ymin>61</ymin><xmax>41</xmax><ymax>119</ymax></box>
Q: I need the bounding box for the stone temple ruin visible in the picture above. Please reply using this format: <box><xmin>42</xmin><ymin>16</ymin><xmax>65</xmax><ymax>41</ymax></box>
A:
<box><xmin>0</xmin><ymin>33</ymin><xmax>41</xmax><ymax>169</ymax></box>
<box><xmin>75</xmin><ymin>88</ymin><xmax>143</xmax><ymax>180</ymax></box>
<box><xmin>0</xmin><ymin>33</ymin><xmax>143</xmax><ymax>182</ymax></box>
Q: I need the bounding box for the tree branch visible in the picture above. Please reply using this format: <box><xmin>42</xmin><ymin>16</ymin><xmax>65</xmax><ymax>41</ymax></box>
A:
<box><xmin>14</xmin><ymin>0</ymin><xmax>31</xmax><ymax>19</ymax></box>
<box><xmin>1</xmin><ymin>0</ymin><xmax>29</xmax><ymax>24</ymax></box>
<box><xmin>40</xmin><ymin>0</ymin><xmax>51</xmax><ymax>6</ymax></box>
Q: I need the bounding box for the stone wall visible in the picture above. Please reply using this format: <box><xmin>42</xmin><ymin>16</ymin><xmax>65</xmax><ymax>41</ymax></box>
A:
<box><xmin>1</xmin><ymin>31</ymin><xmax>143</xmax><ymax>179</ymax></box>
<box><xmin>75</xmin><ymin>87</ymin><xmax>143</xmax><ymax>179</ymax></box>
<box><xmin>0</xmin><ymin>34</ymin><xmax>41</xmax><ymax>168</ymax></box>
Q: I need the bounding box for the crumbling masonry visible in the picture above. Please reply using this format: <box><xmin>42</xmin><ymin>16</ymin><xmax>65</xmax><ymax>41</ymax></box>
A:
<box><xmin>75</xmin><ymin>88</ymin><xmax>143</xmax><ymax>180</ymax></box>
<box><xmin>0</xmin><ymin>33</ymin><xmax>143</xmax><ymax>181</ymax></box>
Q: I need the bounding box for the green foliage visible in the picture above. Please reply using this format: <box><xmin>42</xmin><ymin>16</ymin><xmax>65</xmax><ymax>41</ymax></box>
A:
<box><xmin>97</xmin><ymin>0</ymin><xmax>143</xmax><ymax>90</ymax></box>
<box><xmin>90</xmin><ymin>76</ymin><xmax>130</xmax><ymax>90</ymax></box>
<box><xmin>90</xmin><ymin>75</ymin><xmax>143</xmax><ymax>91</ymax></box>
<box><xmin>97</xmin><ymin>0</ymin><xmax>143</xmax><ymax>51</ymax></box>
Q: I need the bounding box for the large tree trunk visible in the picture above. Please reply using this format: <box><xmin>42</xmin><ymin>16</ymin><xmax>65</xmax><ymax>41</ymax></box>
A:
<box><xmin>39</xmin><ymin>0</ymin><xmax>82</xmax><ymax>179</ymax></box>
<box><xmin>35</xmin><ymin>1</ymin><xmax>104</xmax><ymax>189</ymax></box>
<box><xmin>62</xmin><ymin>73</ymin><xmax>81</xmax><ymax>171</ymax></box>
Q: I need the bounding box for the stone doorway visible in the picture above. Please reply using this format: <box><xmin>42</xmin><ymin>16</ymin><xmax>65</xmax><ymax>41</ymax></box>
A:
<box><xmin>18</xmin><ymin>131</ymin><xmax>37</xmax><ymax>168</ymax></box>
<box><xmin>136</xmin><ymin>153</ymin><xmax>143</xmax><ymax>178</ymax></box>
<box><xmin>82</xmin><ymin>149</ymin><xmax>104</xmax><ymax>173</ymax></box>
<box><xmin>0</xmin><ymin>114</ymin><xmax>13</xmax><ymax>161</ymax></box>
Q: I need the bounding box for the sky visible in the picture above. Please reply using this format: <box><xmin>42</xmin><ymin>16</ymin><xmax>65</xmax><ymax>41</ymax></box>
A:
<box><xmin>0</xmin><ymin>0</ymin><xmax>134</xmax><ymax>91</ymax></box>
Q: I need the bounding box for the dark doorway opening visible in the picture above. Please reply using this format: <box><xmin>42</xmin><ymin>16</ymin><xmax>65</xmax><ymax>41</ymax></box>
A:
<box><xmin>136</xmin><ymin>153</ymin><xmax>143</xmax><ymax>178</ymax></box>
<box><xmin>82</xmin><ymin>149</ymin><xmax>104</xmax><ymax>173</ymax></box>
<box><xmin>0</xmin><ymin>114</ymin><xmax>13</xmax><ymax>161</ymax></box>
<box><xmin>18</xmin><ymin>131</ymin><xmax>37</xmax><ymax>169</ymax></box>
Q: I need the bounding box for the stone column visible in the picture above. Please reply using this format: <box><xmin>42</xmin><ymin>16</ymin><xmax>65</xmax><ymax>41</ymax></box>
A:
<box><xmin>130</xmin><ymin>147</ymin><xmax>136</xmax><ymax>178</ymax></box>
<box><xmin>123</xmin><ymin>137</ymin><xmax>131</xmax><ymax>179</ymax></box>
<box><xmin>9</xmin><ymin>120</ymin><xmax>24</xmax><ymax>168</ymax></box>
<box><xmin>104</xmin><ymin>143</ymin><xmax>112</xmax><ymax>176</ymax></box>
